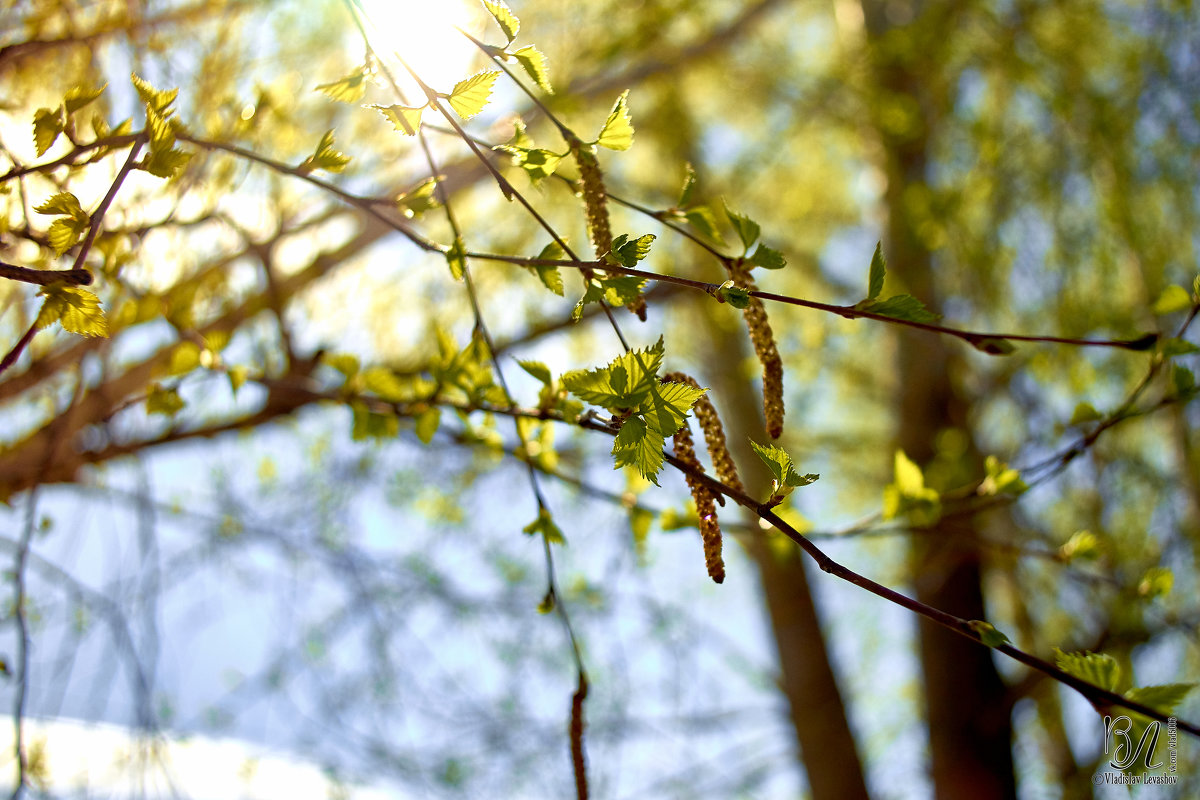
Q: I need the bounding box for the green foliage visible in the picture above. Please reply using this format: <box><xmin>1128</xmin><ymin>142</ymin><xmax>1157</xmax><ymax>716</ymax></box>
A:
<box><xmin>967</xmin><ymin>620</ymin><xmax>1011</xmax><ymax>648</ymax></box>
<box><xmin>573</xmin><ymin>275</ymin><xmax>647</xmax><ymax>320</ymax></box>
<box><xmin>445</xmin><ymin>71</ymin><xmax>500</xmax><ymax>120</ymax></box>
<box><xmin>529</xmin><ymin>242</ymin><xmax>565</xmax><ymax>295</ymax></box>
<box><xmin>749</xmin><ymin>439</ymin><xmax>818</xmax><ymax>506</ymax></box>
<box><xmin>315</xmin><ymin>65</ymin><xmax>370</xmax><ymax>103</ymax></box>
<box><xmin>34</xmin><ymin>192</ymin><xmax>90</xmax><ymax>255</ymax></box>
<box><xmin>512</xmin><ymin>46</ymin><xmax>552</xmax><ymax>94</ymax></box>
<box><xmin>132</xmin><ymin>73</ymin><xmax>191</xmax><ymax>179</ymax></box>
<box><xmin>145</xmin><ymin>384</ymin><xmax>185</xmax><ymax>416</ymax></box>
<box><xmin>1152</xmin><ymin>284</ymin><xmax>1193</xmax><ymax>314</ymax></box>
<box><xmin>376</xmin><ymin>103</ymin><xmax>425</xmax><ymax>136</ymax></box>
<box><xmin>483</xmin><ymin>0</ymin><xmax>520</xmax><ymax>43</ymax></box>
<box><xmin>32</xmin><ymin>107</ymin><xmax>64</xmax><ymax>157</ymax></box>
<box><xmin>596</xmin><ymin>90</ymin><xmax>634</xmax><ymax>151</ymax></box>
<box><xmin>562</xmin><ymin>338</ymin><xmax>705</xmax><ymax>484</ymax></box>
<box><xmin>866</xmin><ymin>241</ymin><xmax>886</xmax><ymax>301</ymax></box>
<box><xmin>1055</xmin><ymin>649</ymin><xmax>1122</xmax><ymax>692</ymax></box>
<box><xmin>523</xmin><ymin>507</ymin><xmax>565</xmax><ymax>545</ymax></box>
<box><xmin>854</xmin><ymin>242</ymin><xmax>940</xmax><ymax>323</ymax></box>
<box><xmin>978</xmin><ymin>456</ymin><xmax>1027</xmax><ymax>496</ymax></box>
<box><xmin>300</xmin><ymin>129</ymin><xmax>351</xmax><ymax>174</ymax></box>
<box><xmin>35</xmin><ymin>284</ymin><xmax>108</xmax><ymax>337</ymax></box>
<box><xmin>882</xmin><ymin>449</ymin><xmax>941</xmax><ymax>526</ymax></box>
<box><xmin>394</xmin><ymin>177</ymin><xmax>441</xmax><ymax>218</ymax></box>
<box><xmin>604</xmin><ymin>233</ymin><xmax>655</xmax><ymax>267</ymax></box>
<box><xmin>445</xmin><ymin>236</ymin><xmax>467</xmax><ymax>281</ymax></box>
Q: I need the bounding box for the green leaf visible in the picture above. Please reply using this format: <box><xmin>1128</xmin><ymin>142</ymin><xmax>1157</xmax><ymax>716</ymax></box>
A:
<box><xmin>1137</xmin><ymin>566</ymin><xmax>1173</xmax><ymax>599</ymax></box>
<box><xmin>1172</xmin><ymin>364</ymin><xmax>1195</xmax><ymax>396</ymax></box>
<box><xmin>1160</xmin><ymin>337</ymin><xmax>1200</xmax><ymax>357</ymax></box>
<box><xmin>483</xmin><ymin>0</ymin><xmax>520</xmax><ymax>43</ymax></box>
<box><xmin>300</xmin><ymin>129</ymin><xmax>350</xmax><ymax>173</ymax></box>
<box><xmin>315</xmin><ymin>66</ymin><xmax>370</xmax><ymax>103</ymax></box>
<box><xmin>607</xmin><ymin>233</ymin><xmax>655</xmax><ymax>267</ymax></box>
<box><xmin>749</xmin><ymin>439</ymin><xmax>818</xmax><ymax>505</ymax></box>
<box><xmin>856</xmin><ymin>294</ymin><xmax>941</xmax><ymax>323</ymax></box>
<box><xmin>1152</xmin><ymin>284</ymin><xmax>1193</xmax><ymax>314</ymax></box>
<box><xmin>683</xmin><ymin>207</ymin><xmax>725</xmax><ymax>246</ymax></box>
<box><xmin>523</xmin><ymin>508</ymin><xmax>566</xmax><ymax>545</ymax></box>
<box><xmin>596</xmin><ymin>90</ymin><xmax>633</xmax><ymax>151</ymax></box>
<box><xmin>512</xmin><ymin>46</ymin><xmax>552</xmax><ymax>93</ymax></box>
<box><xmin>494</xmin><ymin>145</ymin><xmax>563</xmax><ymax>181</ymax></box>
<box><xmin>612</xmin><ymin>416</ymin><xmax>665</xmax><ymax>485</ymax></box>
<box><xmin>64</xmin><ymin>83</ymin><xmax>106</xmax><ymax>115</ymax></box>
<box><xmin>37</xmin><ymin>192</ymin><xmax>91</xmax><ymax>253</ymax></box>
<box><xmin>362</xmin><ymin>367</ymin><xmax>409</xmax><ymax>402</ymax></box>
<box><xmin>572</xmin><ymin>275</ymin><xmax>647</xmax><ymax>320</ymax></box>
<box><xmin>446</xmin><ymin>71</ymin><xmax>500</xmax><ymax>120</ymax></box>
<box><xmin>562</xmin><ymin>337</ymin><xmax>664</xmax><ymax>410</ymax></box>
<box><xmin>724</xmin><ymin>202</ymin><xmax>760</xmax><ymax>253</ymax></box>
<box><xmin>531</xmin><ymin>241</ymin><xmax>565</xmax><ymax>295</ymax></box>
<box><xmin>34</xmin><ymin>192</ymin><xmax>85</xmax><ymax>218</ymax></box>
<box><xmin>1069</xmin><ymin>402</ymin><xmax>1102</xmax><ymax>425</ymax></box>
<box><xmin>967</xmin><ymin>620</ymin><xmax>1011</xmax><ymax>648</ymax></box>
<box><xmin>141</xmin><ymin>147</ymin><xmax>192</xmax><ymax>179</ymax></box>
<box><xmin>166</xmin><ymin>341</ymin><xmax>202</xmax><ymax>375</ymax></box>
<box><xmin>641</xmin><ymin>381</ymin><xmax>705</xmax><ymax>437</ymax></box>
<box><xmin>415</xmin><ymin>407</ymin><xmax>441</xmax><ymax>444</ymax></box>
<box><xmin>867</xmin><ymin>241</ymin><xmax>886</xmax><ymax>301</ymax></box>
<box><xmin>445</xmin><ymin>236</ymin><xmax>466</xmax><ymax>281</ymax></box>
<box><xmin>375</xmin><ymin>103</ymin><xmax>425</xmax><ymax>136</ymax></box>
<box><xmin>979</xmin><ymin>455</ymin><xmax>1027</xmax><ymax>496</ymax></box>
<box><xmin>678</xmin><ymin>163</ymin><xmax>697</xmax><ymax>207</ymax></box>
<box><xmin>537</xmin><ymin>590</ymin><xmax>555</xmax><ymax>614</ymax></box>
<box><xmin>517</xmin><ymin>359</ymin><xmax>553</xmax><ymax>385</ymax></box>
<box><xmin>1054</xmin><ymin>649</ymin><xmax>1121</xmax><ymax>693</ymax></box>
<box><xmin>748</xmin><ymin>243</ymin><xmax>786</xmax><ymax>270</ymax></box>
<box><xmin>882</xmin><ymin>449</ymin><xmax>940</xmax><ymax>524</ymax></box>
<box><xmin>146</xmin><ymin>384</ymin><xmax>185</xmax><ymax>416</ymax></box>
<box><xmin>718</xmin><ymin>282</ymin><xmax>751</xmax><ymax>308</ymax></box>
<box><xmin>351</xmin><ymin>401</ymin><xmax>399</xmax><ymax>440</ymax></box>
<box><xmin>35</xmin><ymin>285</ymin><xmax>108</xmax><ymax>337</ymax></box>
<box><xmin>47</xmin><ymin>218</ymin><xmax>88</xmax><ymax>255</ymax></box>
<box><xmin>131</xmin><ymin>73</ymin><xmax>177</xmax><ymax>113</ymax></box>
<box><xmin>394</xmin><ymin>177</ymin><xmax>441</xmax><ymax>218</ymax></box>
<box><xmin>1059</xmin><ymin>530</ymin><xmax>1100</xmax><ymax>561</ymax></box>
<box><xmin>1124</xmin><ymin>684</ymin><xmax>1194</xmax><ymax>713</ymax></box>
<box><xmin>33</xmin><ymin>107</ymin><xmax>64</xmax><ymax>156</ymax></box>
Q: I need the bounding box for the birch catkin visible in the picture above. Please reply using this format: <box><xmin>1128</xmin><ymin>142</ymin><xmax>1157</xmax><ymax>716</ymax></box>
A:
<box><xmin>568</xmin><ymin>134</ymin><xmax>648</xmax><ymax>320</ymax></box>
<box><xmin>730</xmin><ymin>260</ymin><xmax>784</xmax><ymax>438</ymax></box>
<box><xmin>662</xmin><ymin>372</ymin><xmax>743</xmax><ymax>494</ymax></box>
<box><xmin>671</xmin><ymin>420</ymin><xmax>724</xmax><ymax>584</ymax></box>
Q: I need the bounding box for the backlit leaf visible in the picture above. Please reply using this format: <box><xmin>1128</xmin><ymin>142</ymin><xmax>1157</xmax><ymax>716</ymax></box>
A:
<box><xmin>33</xmin><ymin>107</ymin><xmax>63</xmax><ymax>156</ymax></box>
<box><xmin>447</xmin><ymin>71</ymin><xmax>499</xmax><ymax>120</ymax></box>
<box><xmin>513</xmin><ymin>46</ymin><xmax>552</xmax><ymax>93</ymax></box>
<box><xmin>724</xmin><ymin>202</ymin><xmax>760</xmax><ymax>253</ymax></box>
<box><xmin>445</xmin><ymin>237</ymin><xmax>466</xmax><ymax>281</ymax></box>
<box><xmin>1054</xmin><ymin>649</ymin><xmax>1121</xmax><ymax>693</ymax></box>
<box><xmin>748</xmin><ymin>243</ymin><xmax>786</xmax><ymax>270</ymax></box>
<box><xmin>146</xmin><ymin>384</ymin><xmax>185</xmax><ymax>416</ymax></box>
<box><xmin>300</xmin><ymin>129</ymin><xmax>350</xmax><ymax>173</ymax></box>
<box><xmin>612</xmin><ymin>416</ymin><xmax>665</xmax><ymax>485</ymax></box>
<box><xmin>1152</xmin><ymin>284</ymin><xmax>1192</xmax><ymax>314</ymax></box>
<box><xmin>523</xmin><ymin>508</ymin><xmax>566</xmax><ymax>545</ymax></box>
<box><xmin>375</xmin><ymin>103</ymin><xmax>425</xmax><ymax>136</ymax></box>
<box><xmin>315</xmin><ymin>66</ymin><xmax>370</xmax><ymax>103</ymax></box>
<box><xmin>867</xmin><ymin>241</ymin><xmax>886</xmax><ymax>301</ymax></box>
<box><xmin>856</xmin><ymin>294</ymin><xmax>941</xmax><ymax>323</ymax></box>
<box><xmin>483</xmin><ymin>0</ymin><xmax>520</xmax><ymax>43</ymax></box>
<box><xmin>596</xmin><ymin>90</ymin><xmax>633</xmax><ymax>150</ymax></box>
<box><xmin>35</xmin><ymin>285</ymin><xmax>108</xmax><ymax>337</ymax></box>
<box><xmin>64</xmin><ymin>83</ymin><xmax>106</xmax><ymax>114</ymax></box>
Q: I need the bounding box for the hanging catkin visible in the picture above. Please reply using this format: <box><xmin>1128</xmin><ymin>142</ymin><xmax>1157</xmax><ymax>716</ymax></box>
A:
<box><xmin>568</xmin><ymin>133</ymin><xmax>648</xmax><ymax>320</ymax></box>
<box><xmin>662</xmin><ymin>372</ymin><xmax>743</xmax><ymax>494</ymax></box>
<box><xmin>671</xmin><ymin>419</ymin><xmax>724</xmax><ymax>584</ymax></box>
<box><xmin>730</xmin><ymin>260</ymin><xmax>784</xmax><ymax>438</ymax></box>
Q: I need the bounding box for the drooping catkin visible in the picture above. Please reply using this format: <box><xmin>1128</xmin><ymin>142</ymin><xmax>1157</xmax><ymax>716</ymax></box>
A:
<box><xmin>662</xmin><ymin>372</ymin><xmax>743</xmax><ymax>495</ymax></box>
<box><xmin>568</xmin><ymin>134</ymin><xmax>648</xmax><ymax>320</ymax></box>
<box><xmin>730</xmin><ymin>260</ymin><xmax>784</xmax><ymax>438</ymax></box>
<box><xmin>671</xmin><ymin>417</ymin><xmax>724</xmax><ymax>584</ymax></box>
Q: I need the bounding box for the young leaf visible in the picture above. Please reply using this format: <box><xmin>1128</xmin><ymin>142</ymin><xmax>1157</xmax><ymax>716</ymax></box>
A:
<box><xmin>446</xmin><ymin>71</ymin><xmax>500</xmax><ymax>120</ymax></box>
<box><xmin>1069</xmin><ymin>402</ymin><xmax>1102</xmax><ymax>425</ymax></box>
<box><xmin>882</xmin><ymin>449</ymin><xmax>940</xmax><ymax>524</ymax></box>
<box><xmin>350</xmin><ymin>402</ymin><xmax>399</xmax><ymax>440</ymax></box>
<box><xmin>596</xmin><ymin>90</ymin><xmax>634</xmax><ymax>151</ymax></box>
<box><xmin>513</xmin><ymin>46</ymin><xmax>552</xmax><ymax>93</ymax></box>
<box><xmin>523</xmin><ymin>507</ymin><xmax>566</xmax><ymax>545</ymax></box>
<box><xmin>130</xmin><ymin>73</ymin><xmax>178</xmax><ymax>113</ymax></box>
<box><xmin>748</xmin><ymin>243</ymin><xmax>786</xmax><ymax>270</ymax></box>
<box><xmin>867</xmin><ymin>241</ymin><xmax>886</xmax><ymax>301</ymax></box>
<box><xmin>723</xmin><ymin>203</ymin><xmax>760</xmax><ymax>253</ymax></box>
<box><xmin>64</xmin><ymin>83</ymin><xmax>106</xmax><ymax>115</ymax></box>
<box><xmin>33</xmin><ymin>107</ymin><xmax>64</xmax><ymax>156</ymax></box>
<box><xmin>315</xmin><ymin>65</ymin><xmax>370</xmax><ymax>103</ymax></box>
<box><xmin>483</xmin><ymin>0</ymin><xmax>520</xmax><ymax>43</ymax></box>
<box><xmin>415</xmin><ymin>407</ymin><xmax>441</xmax><ymax>444</ymax></box>
<box><xmin>1152</xmin><ymin>284</ymin><xmax>1192</xmax><ymax>315</ymax></box>
<box><xmin>749</xmin><ymin>439</ymin><xmax>818</xmax><ymax>505</ymax></box>
<box><xmin>683</xmin><ymin>206</ymin><xmax>725</xmax><ymax>245</ymax></box>
<box><xmin>34</xmin><ymin>192</ymin><xmax>86</xmax><ymax>218</ymax></box>
<box><xmin>445</xmin><ymin>237</ymin><xmax>466</xmax><ymax>281</ymax></box>
<box><xmin>530</xmin><ymin>241</ymin><xmax>565</xmax><ymax>295</ymax></box>
<box><xmin>562</xmin><ymin>337</ymin><xmax>664</xmax><ymax>409</ymax></box>
<box><xmin>979</xmin><ymin>455</ymin><xmax>1027</xmax><ymax>496</ymax></box>
<box><xmin>517</xmin><ymin>360</ymin><xmax>552</xmax><ymax>385</ymax></box>
<box><xmin>375</xmin><ymin>103</ymin><xmax>425</xmax><ymax>136</ymax></box>
<box><xmin>1160</xmin><ymin>337</ymin><xmax>1200</xmax><ymax>357</ymax></box>
<box><xmin>641</xmin><ymin>381</ymin><xmax>705</xmax><ymax>437</ymax></box>
<box><xmin>1124</xmin><ymin>684</ymin><xmax>1194</xmax><ymax>713</ymax></box>
<box><xmin>34</xmin><ymin>285</ymin><xmax>108</xmax><ymax>337</ymax></box>
<box><xmin>606</xmin><ymin>233</ymin><xmax>655</xmax><ymax>267</ymax></box>
<box><xmin>612</xmin><ymin>416</ymin><xmax>665</xmax><ymax>485</ymax></box>
<box><xmin>856</xmin><ymin>294</ymin><xmax>941</xmax><ymax>323</ymax></box>
<box><xmin>394</xmin><ymin>177</ymin><xmax>441</xmax><ymax>218</ymax></box>
<box><xmin>718</xmin><ymin>282</ymin><xmax>751</xmax><ymax>308</ymax></box>
<box><xmin>1054</xmin><ymin>649</ymin><xmax>1121</xmax><ymax>693</ymax></box>
<box><xmin>967</xmin><ymin>620</ymin><xmax>1011</xmax><ymax>648</ymax></box>
<box><xmin>969</xmin><ymin>336</ymin><xmax>1016</xmax><ymax>356</ymax></box>
<box><xmin>146</xmin><ymin>384</ymin><xmax>185</xmax><ymax>416</ymax></box>
<box><xmin>227</xmin><ymin>365</ymin><xmax>249</xmax><ymax>395</ymax></box>
<box><xmin>300</xmin><ymin>129</ymin><xmax>350</xmax><ymax>173</ymax></box>
<box><xmin>494</xmin><ymin>144</ymin><xmax>563</xmax><ymax>181</ymax></box>
<box><xmin>678</xmin><ymin>163</ymin><xmax>697</xmax><ymax>207</ymax></box>
<box><xmin>142</xmin><ymin>147</ymin><xmax>192</xmax><ymax>179</ymax></box>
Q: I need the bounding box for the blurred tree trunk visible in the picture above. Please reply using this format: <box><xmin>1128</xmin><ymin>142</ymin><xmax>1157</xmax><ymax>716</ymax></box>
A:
<box><xmin>859</xmin><ymin>2</ymin><xmax>1016</xmax><ymax>798</ymax></box>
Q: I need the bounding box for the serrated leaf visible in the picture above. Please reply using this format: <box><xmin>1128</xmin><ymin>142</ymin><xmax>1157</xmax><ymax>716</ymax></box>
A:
<box><xmin>531</xmin><ymin>241</ymin><xmax>565</xmax><ymax>295</ymax></box>
<box><xmin>301</xmin><ymin>129</ymin><xmax>350</xmax><ymax>173</ymax></box>
<box><xmin>1054</xmin><ymin>649</ymin><xmax>1121</xmax><ymax>693</ymax></box>
<box><xmin>445</xmin><ymin>237</ymin><xmax>466</xmax><ymax>281</ymax></box>
<box><xmin>48</xmin><ymin>218</ymin><xmax>87</xmax><ymax>254</ymax></box>
<box><xmin>857</xmin><ymin>294</ymin><xmax>941</xmax><ymax>323</ymax></box>
<box><xmin>967</xmin><ymin>620</ymin><xmax>1011</xmax><ymax>648</ymax></box>
<box><xmin>64</xmin><ymin>83</ymin><xmax>106</xmax><ymax>115</ymax></box>
<box><xmin>315</xmin><ymin>66</ymin><xmax>370</xmax><ymax>103</ymax></box>
<box><xmin>142</xmin><ymin>147</ymin><xmax>191</xmax><ymax>179</ymax></box>
<box><xmin>33</xmin><ymin>107</ymin><xmax>63</xmax><ymax>156</ymax></box>
<box><xmin>867</xmin><ymin>241</ymin><xmax>886</xmax><ymax>300</ymax></box>
<box><xmin>523</xmin><ymin>507</ymin><xmax>565</xmax><ymax>544</ymax></box>
<box><xmin>596</xmin><ymin>90</ymin><xmax>633</xmax><ymax>151</ymax></box>
<box><xmin>146</xmin><ymin>384</ymin><xmax>185</xmax><ymax>416</ymax></box>
<box><xmin>1069</xmin><ymin>402</ymin><xmax>1102</xmax><ymax>425</ymax></box>
<box><xmin>573</xmin><ymin>275</ymin><xmax>647</xmax><ymax>320</ymax></box>
<box><xmin>495</xmin><ymin>145</ymin><xmax>563</xmax><ymax>181</ymax></box>
<box><xmin>517</xmin><ymin>360</ymin><xmax>552</xmax><ymax>385</ymax></box>
<box><xmin>1124</xmin><ymin>684</ymin><xmax>1194</xmax><ymax>713</ymax></box>
<box><xmin>723</xmin><ymin>203</ymin><xmax>761</xmax><ymax>254</ymax></box>
<box><xmin>641</xmin><ymin>381</ymin><xmax>705</xmax><ymax>437</ymax></box>
<box><xmin>512</xmin><ymin>46</ymin><xmax>552</xmax><ymax>93</ymax></box>
<box><xmin>375</xmin><ymin>103</ymin><xmax>425</xmax><ymax>136</ymax></box>
<box><xmin>1152</xmin><ymin>284</ymin><xmax>1192</xmax><ymax>314</ymax></box>
<box><xmin>483</xmin><ymin>0</ymin><xmax>520</xmax><ymax>43</ymax></box>
<box><xmin>719</xmin><ymin>283</ymin><xmax>751</xmax><ymax>308</ymax></box>
<box><xmin>748</xmin><ymin>243</ymin><xmax>786</xmax><ymax>270</ymax></box>
<box><xmin>130</xmin><ymin>73</ymin><xmax>177</xmax><ymax>113</ymax></box>
<box><xmin>447</xmin><ymin>71</ymin><xmax>499</xmax><ymax>120</ymax></box>
<box><xmin>35</xmin><ymin>285</ymin><xmax>107</xmax><ymax>337</ymax></box>
<box><xmin>683</xmin><ymin>206</ymin><xmax>726</xmax><ymax>246</ymax></box>
<box><xmin>34</xmin><ymin>192</ymin><xmax>85</xmax><ymax>218</ymax></box>
<box><xmin>415</xmin><ymin>407</ymin><xmax>441</xmax><ymax>444</ymax></box>
<box><xmin>678</xmin><ymin>163</ymin><xmax>697</xmax><ymax>207</ymax></box>
<box><xmin>607</xmin><ymin>233</ymin><xmax>655</xmax><ymax>267</ymax></box>
<box><xmin>562</xmin><ymin>337</ymin><xmax>664</xmax><ymax>409</ymax></box>
<box><xmin>749</xmin><ymin>439</ymin><xmax>818</xmax><ymax>489</ymax></box>
<box><xmin>612</xmin><ymin>416</ymin><xmax>665</xmax><ymax>485</ymax></box>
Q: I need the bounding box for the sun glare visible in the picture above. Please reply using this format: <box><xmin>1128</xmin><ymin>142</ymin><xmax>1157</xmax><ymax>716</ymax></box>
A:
<box><xmin>355</xmin><ymin>0</ymin><xmax>482</xmax><ymax>103</ymax></box>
